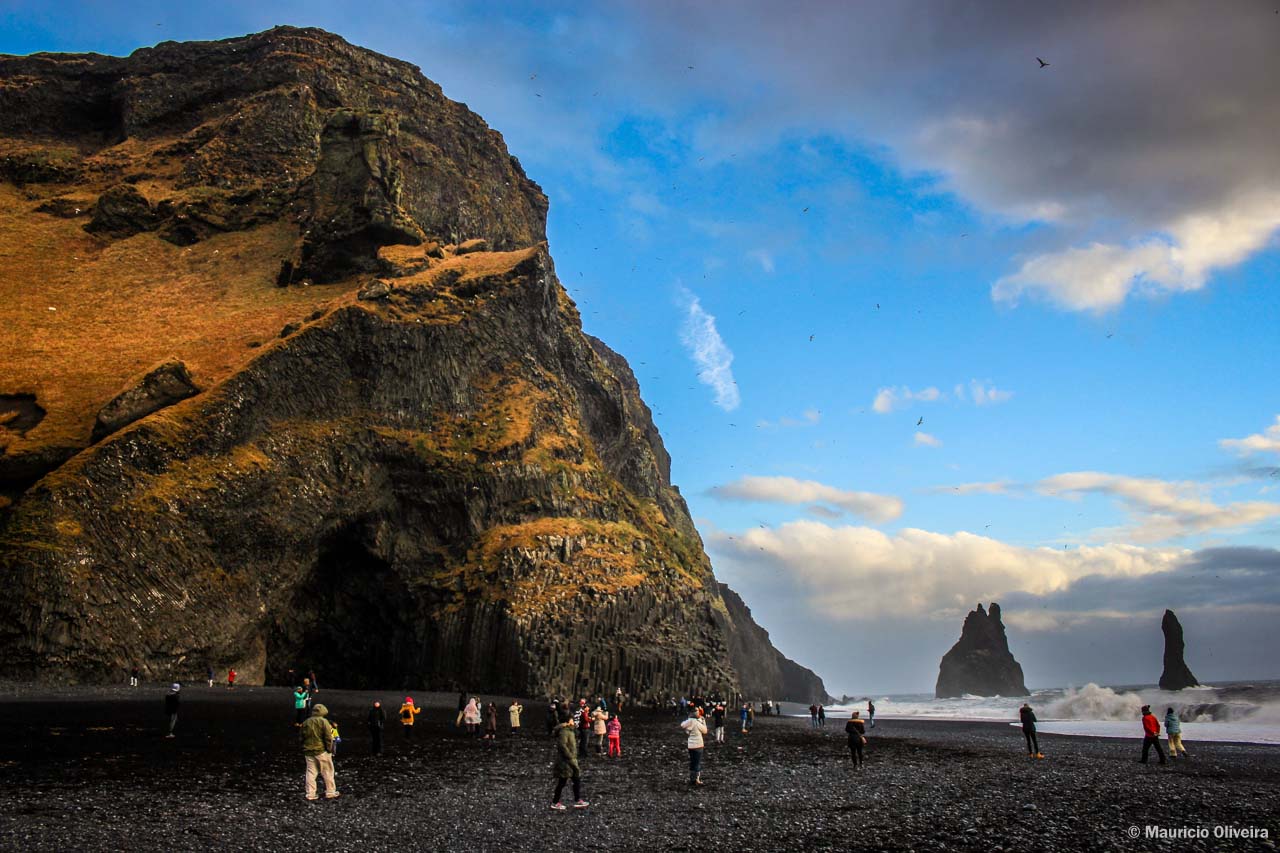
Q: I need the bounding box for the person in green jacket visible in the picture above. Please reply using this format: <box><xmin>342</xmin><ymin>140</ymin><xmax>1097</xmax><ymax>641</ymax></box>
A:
<box><xmin>293</xmin><ymin>686</ymin><xmax>310</xmax><ymax>727</ymax></box>
<box><xmin>550</xmin><ymin>708</ymin><xmax>588</xmax><ymax>811</ymax></box>
<box><xmin>301</xmin><ymin>704</ymin><xmax>340</xmax><ymax>801</ymax></box>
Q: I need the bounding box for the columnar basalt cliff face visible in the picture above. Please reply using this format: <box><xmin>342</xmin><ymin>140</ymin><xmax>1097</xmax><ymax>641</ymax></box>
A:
<box><xmin>1159</xmin><ymin>609</ymin><xmax>1200</xmax><ymax>691</ymax></box>
<box><xmin>0</xmin><ymin>28</ymin><xmax>822</xmax><ymax>699</ymax></box>
<box><xmin>935</xmin><ymin>603</ymin><xmax>1030</xmax><ymax>699</ymax></box>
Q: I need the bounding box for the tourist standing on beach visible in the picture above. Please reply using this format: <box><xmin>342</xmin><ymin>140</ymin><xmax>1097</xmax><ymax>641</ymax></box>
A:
<box><xmin>301</xmin><ymin>703</ymin><xmax>340</xmax><ymax>800</ymax></box>
<box><xmin>614</xmin><ymin>687</ymin><xmax>625</xmax><ymax>711</ymax></box>
<box><xmin>456</xmin><ymin>691</ymin><xmax>467</xmax><ymax>728</ymax></box>
<box><xmin>1140</xmin><ymin>705</ymin><xmax>1167</xmax><ymax>765</ymax></box>
<box><xmin>164</xmin><ymin>683</ymin><xmax>180</xmax><ymax>738</ymax></box>
<box><xmin>399</xmin><ymin>697</ymin><xmax>420</xmax><ymax>737</ymax></box>
<box><xmin>484</xmin><ymin>702</ymin><xmax>498</xmax><ymax>741</ymax></box>
<box><xmin>592</xmin><ymin>704</ymin><xmax>609</xmax><ymax>755</ymax></box>
<box><xmin>367</xmin><ymin>700</ymin><xmax>385</xmax><ymax>755</ymax></box>
<box><xmin>464</xmin><ymin>697</ymin><xmax>481</xmax><ymax>736</ymax></box>
<box><xmin>607</xmin><ymin>714</ymin><xmax>622</xmax><ymax>757</ymax></box>
<box><xmin>509</xmin><ymin>700</ymin><xmax>523</xmax><ymax>735</ymax></box>
<box><xmin>545</xmin><ymin>699</ymin><xmax>560</xmax><ymax>735</ymax></box>
<box><xmin>303</xmin><ymin>677</ymin><xmax>315</xmax><ymax>702</ymax></box>
<box><xmin>293</xmin><ymin>685</ymin><xmax>310</xmax><ymax>726</ymax></box>
<box><xmin>712</xmin><ymin>703</ymin><xmax>726</xmax><ymax>743</ymax></box>
<box><xmin>818</xmin><ymin>704</ymin><xmax>826</xmax><ymax>727</ymax></box>
<box><xmin>845</xmin><ymin>710</ymin><xmax>866</xmax><ymax>768</ymax></box>
<box><xmin>308</xmin><ymin>670</ymin><xmax>319</xmax><ymax>693</ymax></box>
<box><xmin>809</xmin><ymin>703</ymin><xmax>818</xmax><ymax>727</ymax></box>
<box><xmin>868</xmin><ymin>700</ymin><xmax>876</xmax><ymax>728</ymax></box>
<box><xmin>1165</xmin><ymin>707</ymin><xmax>1187</xmax><ymax>760</ymax></box>
<box><xmin>130</xmin><ymin>666</ymin><xmax>139</xmax><ymax>688</ymax></box>
<box><xmin>227</xmin><ymin>668</ymin><xmax>236</xmax><ymax>689</ymax></box>
<box><xmin>206</xmin><ymin>665</ymin><xmax>214</xmax><ymax>688</ymax></box>
<box><xmin>682</xmin><ymin>707</ymin><xmax>708</xmax><ymax>786</ymax></box>
<box><xmin>742</xmin><ymin>703</ymin><xmax>752</xmax><ymax>734</ymax></box>
<box><xmin>1019</xmin><ymin>703</ymin><xmax>1043</xmax><ymax>758</ymax></box>
<box><xmin>551</xmin><ymin>709</ymin><xmax>589</xmax><ymax>810</ymax></box>
<box><xmin>575</xmin><ymin>700</ymin><xmax>591</xmax><ymax>757</ymax></box>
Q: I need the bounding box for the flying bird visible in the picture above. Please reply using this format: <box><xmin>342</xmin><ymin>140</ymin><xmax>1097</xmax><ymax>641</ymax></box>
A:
<box><xmin>1037</xmin><ymin>57</ymin><xmax>1050</xmax><ymax>68</ymax></box>
<box><xmin>916</xmin><ymin>416</ymin><xmax>923</xmax><ymax>426</ymax></box>
<box><xmin>809</xmin><ymin>334</ymin><xmax>814</xmax><ymax>342</ymax></box>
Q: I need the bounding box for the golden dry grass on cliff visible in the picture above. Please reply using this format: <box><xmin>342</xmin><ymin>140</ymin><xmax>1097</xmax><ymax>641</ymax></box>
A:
<box><xmin>0</xmin><ymin>184</ymin><xmax>348</xmax><ymax>453</ymax></box>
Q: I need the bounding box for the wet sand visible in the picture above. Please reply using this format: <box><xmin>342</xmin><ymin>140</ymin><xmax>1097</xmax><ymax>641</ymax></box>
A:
<box><xmin>0</xmin><ymin>684</ymin><xmax>1277</xmax><ymax>851</ymax></box>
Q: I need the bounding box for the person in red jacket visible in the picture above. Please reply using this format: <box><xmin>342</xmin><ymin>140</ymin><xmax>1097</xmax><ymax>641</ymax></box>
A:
<box><xmin>1140</xmin><ymin>705</ymin><xmax>1167</xmax><ymax>765</ymax></box>
<box><xmin>227</xmin><ymin>668</ymin><xmax>237</xmax><ymax>689</ymax></box>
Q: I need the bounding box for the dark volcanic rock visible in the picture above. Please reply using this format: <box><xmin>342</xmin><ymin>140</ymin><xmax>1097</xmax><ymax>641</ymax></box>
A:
<box><xmin>90</xmin><ymin>360</ymin><xmax>201</xmax><ymax>442</ymax></box>
<box><xmin>0</xmin><ymin>29</ymin><xmax>823</xmax><ymax>701</ymax></box>
<box><xmin>1159</xmin><ymin>608</ymin><xmax>1200</xmax><ymax>690</ymax></box>
<box><xmin>935</xmin><ymin>603</ymin><xmax>1029</xmax><ymax>698</ymax></box>
<box><xmin>718</xmin><ymin>583</ymin><xmax>829</xmax><ymax>703</ymax></box>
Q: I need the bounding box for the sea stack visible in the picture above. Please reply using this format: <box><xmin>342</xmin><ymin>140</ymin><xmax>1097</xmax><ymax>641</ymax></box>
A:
<box><xmin>935</xmin><ymin>603</ymin><xmax>1030</xmax><ymax>698</ymax></box>
<box><xmin>1158</xmin><ymin>609</ymin><xmax>1200</xmax><ymax>690</ymax></box>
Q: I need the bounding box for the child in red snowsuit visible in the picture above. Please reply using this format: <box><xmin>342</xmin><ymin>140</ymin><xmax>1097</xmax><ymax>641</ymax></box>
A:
<box><xmin>606</xmin><ymin>715</ymin><xmax>622</xmax><ymax>757</ymax></box>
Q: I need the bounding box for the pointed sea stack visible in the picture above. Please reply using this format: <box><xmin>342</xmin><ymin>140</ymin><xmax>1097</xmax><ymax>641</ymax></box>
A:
<box><xmin>935</xmin><ymin>603</ymin><xmax>1030</xmax><ymax>698</ymax></box>
<box><xmin>1158</xmin><ymin>609</ymin><xmax>1200</xmax><ymax>690</ymax></box>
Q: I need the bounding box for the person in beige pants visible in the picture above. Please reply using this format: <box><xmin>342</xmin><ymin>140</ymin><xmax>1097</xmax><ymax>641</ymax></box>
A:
<box><xmin>301</xmin><ymin>703</ymin><xmax>340</xmax><ymax>800</ymax></box>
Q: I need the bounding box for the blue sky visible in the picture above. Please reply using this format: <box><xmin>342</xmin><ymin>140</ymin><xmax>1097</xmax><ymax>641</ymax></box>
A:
<box><xmin>5</xmin><ymin>0</ymin><xmax>1279</xmax><ymax>693</ymax></box>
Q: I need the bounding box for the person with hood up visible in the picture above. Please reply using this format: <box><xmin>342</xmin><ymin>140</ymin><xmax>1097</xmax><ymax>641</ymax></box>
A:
<box><xmin>464</xmin><ymin>697</ymin><xmax>481</xmax><ymax>736</ymax></box>
<box><xmin>681</xmin><ymin>706</ymin><xmax>708</xmax><ymax>786</ymax></box>
<box><xmin>845</xmin><ymin>710</ymin><xmax>866</xmax><ymax>768</ymax></box>
<box><xmin>483</xmin><ymin>702</ymin><xmax>499</xmax><ymax>741</ymax></box>
<box><xmin>1140</xmin><ymin>705</ymin><xmax>1167</xmax><ymax>765</ymax></box>
<box><xmin>592</xmin><ymin>704</ymin><xmax>609</xmax><ymax>755</ymax></box>
<box><xmin>1020</xmin><ymin>703</ymin><xmax>1043</xmax><ymax>758</ymax></box>
<box><xmin>551</xmin><ymin>708</ymin><xmax>589</xmax><ymax>811</ymax></box>
<box><xmin>164</xmin><ymin>683</ymin><xmax>180</xmax><ymax>738</ymax></box>
<box><xmin>1165</xmin><ymin>707</ymin><xmax>1187</xmax><ymax>760</ymax></box>
<box><xmin>368</xmin><ymin>700</ymin><xmax>386</xmax><ymax>755</ymax></box>
<box><xmin>301</xmin><ymin>703</ymin><xmax>340</xmax><ymax>800</ymax></box>
<box><xmin>606</xmin><ymin>713</ymin><xmax>622</xmax><ymax>757</ymax></box>
<box><xmin>399</xmin><ymin>697</ymin><xmax>421</xmax><ymax>738</ymax></box>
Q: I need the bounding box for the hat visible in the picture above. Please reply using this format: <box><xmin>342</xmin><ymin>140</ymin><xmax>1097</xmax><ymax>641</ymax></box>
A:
<box><xmin>405</xmin><ymin>697</ymin><xmax>414</xmax><ymax>704</ymax></box>
<box><xmin>313</xmin><ymin>704</ymin><xmax>329</xmax><ymax>716</ymax></box>
<box><xmin>169</xmin><ymin>683</ymin><xmax>180</xmax><ymax>693</ymax></box>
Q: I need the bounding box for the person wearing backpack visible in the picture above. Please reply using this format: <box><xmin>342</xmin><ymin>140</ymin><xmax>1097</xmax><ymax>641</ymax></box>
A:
<box><xmin>301</xmin><ymin>704</ymin><xmax>340</xmax><ymax>800</ymax></box>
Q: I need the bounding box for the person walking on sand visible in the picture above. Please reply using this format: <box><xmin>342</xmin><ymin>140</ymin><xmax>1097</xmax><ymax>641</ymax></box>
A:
<box><xmin>163</xmin><ymin>683</ymin><xmax>180</xmax><ymax>738</ymax></box>
<box><xmin>399</xmin><ymin>697</ymin><xmax>421</xmax><ymax>738</ymax></box>
<box><xmin>745</xmin><ymin>703</ymin><xmax>755</xmax><ymax>733</ymax></box>
<box><xmin>545</xmin><ymin>698</ymin><xmax>560</xmax><ymax>735</ymax></box>
<box><xmin>592</xmin><ymin>704</ymin><xmax>609</xmax><ymax>755</ymax></box>
<box><xmin>551</xmin><ymin>709</ymin><xmax>589</xmax><ymax>811</ymax></box>
<box><xmin>1020</xmin><ymin>703</ymin><xmax>1043</xmax><ymax>758</ymax></box>
<box><xmin>226</xmin><ymin>668</ymin><xmax>236</xmax><ymax>689</ymax></box>
<box><xmin>509</xmin><ymin>700</ymin><xmax>524</xmax><ymax>736</ymax></box>
<box><xmin>368</xmin><ymin>700</ymin><xmax>386</xmax><ymax>755</ymax></box>
<box><xmin>607</xmin><ymin>714</ymin><xmax>622</xmax><ymax>757</ymax></box>
<box><xmin>1140</xmin><ymin>705</ymin><xmax>1167</xmax><ymax>765</ymax></box>
<box><xmin>682</xmin><ymin>706</ymin><xmax>708</xmax><ymax>786</ymax></box>
<box><xmin>712</xmin><ymin>703</ymin><xmax>726</xmax><ymax>743</ymax></box>
<box><xmin>484</xmin><ymin>702</ymin><xmax>499</xmax><ymax>741</ymax></box>
<box><xmin>293</xmin><ymin>685</ymin><xmax>310</xmax><ymax>727</ymax></box>
<box><xmin>206</xmin><ymin>665</ymin><xmax>214</xmax><ymax>688</ymax></box>
<box><xmin>809</xmin><ymin>703</ymin><xmax>818</xmax><ymax>727</ymax></box>
<box><xmin>301</xmin><ymin>703</ymin><xmax>340</xmax><ymax>800</ymax></box>
<box><xmin>130</xmin><ymin>666</ymin><xmax>139</xmax><ymax>688</ymax></box>
<box><xmin>1165</xmin><ymin>707</ymin><xmax>1187</xmax><ymax>760</ymax></box>
<box><xmin>464</xmin><ymin>697</ymin><xmax>481</xmax><ymax>736</ymax></box>
<box><xmin>868</xmin><ymin>700</ymin><xmax>876</xmax><ymax>728</ymax></box>
<box><xmin>845</xmin><ymin>710</ymin><xmax>866</xmax><ymax>768</ymax></box>
<box><xmin>818</xmin><ymin>704</ymin><xmax>826</xmax><ymax>727</ymax></box>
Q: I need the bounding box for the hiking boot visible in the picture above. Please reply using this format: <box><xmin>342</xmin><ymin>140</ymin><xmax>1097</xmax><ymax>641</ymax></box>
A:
<box><xmin>306</xmin><ymin>796</ymin><xmax>319</xmax><ymax>801</ymax></box>
<box><xmin>550</xmin><ymin>802</ymin><xmax>567</xmax><ymax>811</ymax></box>
<box><xmin>573</xmin><ymin>800</ymin><xmax>590</xmax><ymax>809</ymax></box>
<box><xmin>1035</xmin><ymin>753</ymin><xmax>1044</xmax><ymax>759</ymax></box>
<box><xmin>325</xmin><ymin>792</ymin><xmax>341</xmax><ymax>799</ymax></box>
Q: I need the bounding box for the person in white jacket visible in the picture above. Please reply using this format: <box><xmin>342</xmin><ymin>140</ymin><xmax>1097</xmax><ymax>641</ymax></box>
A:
<box><xmin>680</xmin><ymin>707</ymin><xmax>708</xmax><ymax>786</ymax></box>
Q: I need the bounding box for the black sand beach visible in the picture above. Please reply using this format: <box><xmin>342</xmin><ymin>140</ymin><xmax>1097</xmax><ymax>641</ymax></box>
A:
<box><xmin>0</xmin><ymin>685</ymin><xmax>1276</xmax><ymax>852</ymax></box>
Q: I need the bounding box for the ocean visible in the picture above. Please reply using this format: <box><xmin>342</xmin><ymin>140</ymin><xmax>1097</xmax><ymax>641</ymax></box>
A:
<box><xmin>820</xmin><ymin>680</ymin><xmax>1280</xmax><ymax>745</ymax></box>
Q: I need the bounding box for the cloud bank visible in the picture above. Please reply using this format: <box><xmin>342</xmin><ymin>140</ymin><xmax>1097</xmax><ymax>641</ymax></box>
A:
<box><xmin>708</xmin><ymin>476</ymin><xmax>903</xmax><ymax>524</ymax></box>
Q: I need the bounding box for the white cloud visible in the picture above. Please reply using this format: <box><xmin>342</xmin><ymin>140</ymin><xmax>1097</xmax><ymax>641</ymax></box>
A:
<box><xmin>1221</xmin><ymin>415</ymin><xmax>1280</xmax><ymax>456</ymax></box>
<box><xmin>967</xmin><ymin>380</ymin><xmax>1013</xmax><ymax>407</ymax></box>
<box><xmin>931</xmin><ymin>480</ymin><xmax>1012</xmax><ymax>495</ymax></box>
<box><xmin>1037</xmin><ymin>471</ymin><xmax>1280</xmax><ymax>542</ymax></box>
<box><xmin>914</xmin><ymin>431</ymin><xmax>942</xmax><ymax>448</ymax></box>
<box><xmin>872</xmin><ymin>385</ymin><xmax>941</xmax><ymax>414</ymax></box>
<box><xmin>746</xmin><ymin>249</ymin><xmax>775</xmax><ymax>273</ymax></box>
<box><xmin>709</xmin><ymin>475</ymin><xmax>903</xmax><ymax>523</ymax></box>
<box><xmin>677</xmin><ymin>287</ymin><xmax>740</xmax><ymax>411</ymax></box>
<box><xmin>706</xmin><ymin>520</ymin><xmax>1186</xmax><ymax>620</ymax></box>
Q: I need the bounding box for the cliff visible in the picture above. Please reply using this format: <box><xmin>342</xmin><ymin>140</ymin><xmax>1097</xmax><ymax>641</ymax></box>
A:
<box><xmin>717</xmin><ymin>584</ymin><xmax>829</xmax><ymax>703</ymax></box>
<box><xmin>0</xmin><ymin>27</ymin><xmax>820</xmax><ymax>699</ymax></box>
<box><xmin>935</xmin><ymin>603</ymin><xmax>1029</xmax><ymax>698</ymax></box>
<box><xmin>1158</xmin><ymin>609</ymin><xmax>1200</xmax><ymax>691</ymax></box>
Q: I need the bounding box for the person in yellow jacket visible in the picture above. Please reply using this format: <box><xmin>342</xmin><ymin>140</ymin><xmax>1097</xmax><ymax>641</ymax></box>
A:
<box><xmin>509</xmin><ymin>700</ymin><xmax>524</xmax><ymax>736</ymax></box>
<box><xmin>399</xmin><ymin>697</ymin><xmax>421</xmax><ymax>738</ymax></box>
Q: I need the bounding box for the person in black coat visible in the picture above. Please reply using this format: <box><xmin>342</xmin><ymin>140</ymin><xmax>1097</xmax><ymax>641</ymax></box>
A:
<box><xmin>845</xmin><ymin>711</ymin><xmax>866</xmax><ymax>768</ymax></box>
<box><xmin>163</xmin><ymin>683</ymin><xmax>180</xmax><ymax>738</ymax></box>
<box><xmin>1020</xmin><ymin>703</ymin><xmax>1042</xmax><ymax>758</ymax></box>
<box><xmin>368</xmin><ymin>700</ymin><xmax>386</xmax><ymax>755</ymax></box>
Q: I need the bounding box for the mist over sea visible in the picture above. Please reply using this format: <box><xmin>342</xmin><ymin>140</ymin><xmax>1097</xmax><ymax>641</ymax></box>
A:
<box><xmin>821</xmin><ymin>681</ymin><xmax>1280</xmax><ymax>745</ymax></box>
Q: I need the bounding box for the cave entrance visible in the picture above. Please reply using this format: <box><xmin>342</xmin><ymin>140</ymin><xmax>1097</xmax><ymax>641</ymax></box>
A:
<box><xmin>267</xmin><ymin>523</ymin><xmax>418</xmax><ymax>690</ymax></box>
